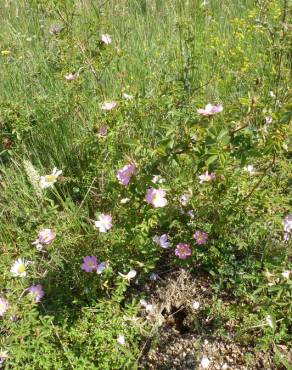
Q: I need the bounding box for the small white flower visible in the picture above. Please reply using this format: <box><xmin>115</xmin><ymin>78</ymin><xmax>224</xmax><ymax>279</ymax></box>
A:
<box><xmin>281</xmin><ymin>270</ymin><xmax>290</xmax><ymax>279</ymax></box>
<box><xmin>40</xmin><ymin>167</ymin><xmax>62</xmax><ymax>189</ymax></box>
<box><xmin>152</xmin><ymin>175</ymin><xmax>165</xmax><ymax>184</ymax></box>
<box><xmin>269</xmin><ymin>91</ymin><xmax>276</xmax><ymax>98</ymax></box>
<box><xmin>10</xmin><ymin>258</ymin><xmax>30</xmax><ymax>277</ymax></box>
<box><xmin>119</xmin><ymin>269</ymin><xmax>137</xmax><ymax>281</ymax></box>
<box><xmin>192</xmin><ymin>301</ymin><xmax>200</xmax><ymax>310</ymax></box>
<box><xmin>96</xmin><ymin>262</ymin><xmax>107</xmax><ymax>275</ymax></box>
<box><xmin>179</xmin><ymin>193</ymin><xmax>191</xmax><ymax>206</ymax></box>
<box><xmin>153</xmin><ymin>234</ymin><xmax>170</xmax><ymax>248</ymax></box>
<box><xmin>120</xmin><ymin>198</ymin><xmax>130</xmax><ymax>204</ymax></box>
<box><xmin>101</xmin><ymin>34</ymin><xmax>112</xmax><ymax>45</ymax></box>
<box><xmin>201</xmin><ymin>356</ymin><xmax>210</xmax><ymax>368</ymax></box>
<box><xmin>94</xmin><ymin>214</ymin><xmax>112</xmax><ymax>233</ymax></box>
<box><xmin>117</xmin><ymin>334</ymin><xmax>125</xmax><ymax>345</ymax></box>
<box><xmin>139</xmin><ymin>299</ymin><xmax>153</xmax><ymax>313</ymax></box>
<box><xmin>122</xmin><ymin>93</ymin><xmax>133</xmax><ymax>100</ymax></box>
<box><xmin>101</xmin><ymin>101</ymin><xmax>117</xmax><ymax>111</ymax></box>
<box><xmin>266</xmin><ymin>315</ymin><xmax>274</xmax><ymax>329</ymax></box>
<box><xmin>244</xmin><ymin>165</ymin><xmax>255</xmax><ymax>174</ymax></box>
<box><xmin>265</xmin><ymin>116</ymin><xmax>273</xmax><ymax>124</ymax></box>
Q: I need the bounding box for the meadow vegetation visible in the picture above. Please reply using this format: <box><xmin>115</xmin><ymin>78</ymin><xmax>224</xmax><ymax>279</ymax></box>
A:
<box><xmin>0</xmin><ymin>0</ymin><xmax>291</xmax><ymax>369</ymax></box>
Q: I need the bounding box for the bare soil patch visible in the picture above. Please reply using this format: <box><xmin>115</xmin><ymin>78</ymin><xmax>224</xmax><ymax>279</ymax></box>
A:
<box><xmin>138</xmin><ymin>269</ymin><xmax>289</xmax><ymax>369</ymax></box>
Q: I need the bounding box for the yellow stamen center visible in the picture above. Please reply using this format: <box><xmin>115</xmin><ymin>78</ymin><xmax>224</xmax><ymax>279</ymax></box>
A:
<box><xmin>45</xmin><ymin>175</ymin><xmax>56</xmax><ymax>183</ymax></box>
<box><xmin>17</xmin><ymin>265</ymin><xmax>25</xmax><ymax>274</ymax></box>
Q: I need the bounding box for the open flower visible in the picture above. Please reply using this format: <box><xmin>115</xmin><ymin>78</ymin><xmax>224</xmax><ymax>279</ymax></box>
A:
<box><xmin>153</xmin><ymin>234</ymin><xmax>170</xmax><ymax>248</ymax></box>
<box><xmin>40</xmin><ymin>167</ymin><xmax>62</xmax><ymax>189</ymax></box>
<box><xmin>32</xmin><ymin>228</ymin><xmax>56</xmax><ymax>250</ymax></box>
<box><xmin>193</xmin><ymin>230</ymin><xmax>208</xmax><ymax>245</ymax></box>
<box><xmin>28</xmin><ymin>284</ymin><xmax>44</xmax><ymax>303</ymax></box>
<box><xmin>10</xmin><ymin>258</ymin><xmax>30</xmax><ymax>277</ymax></box>
<box><xmin>175</xmin><ymin>243</ymin><xmax>191</xmax><ymax>259</ymax></box>
<box><xmin>0</xmin><ymin>298</ymin><xmax>9</xmax><ymax>316</ymax></box>
<box><xmin>94</xmin><ymin>214</ymin><xmax>112</xmax><ymax>233</ymax></box>
<box><xmin>145</xmin><ymin>188</ymin><xmax>167</xmax><ymax>208</ymax></box>
<box><xmin>101</xmin><ymin>34</ymin><xmax>112</xmax><ymax>45</ymax></box>
<box><xmin>81</xmin><ymin>256</ymin><xmax>98</xmax><ymax>272</ymax></box>
<box><xmin>198</xmin><ymin>171</ymin><xmax>216</xmax><ymax>184</ymax></box>
<box><xmin>197</xmin><ymin>103</ymin><xmax>223</xmax><ymax>116</ymax></box>
<box><xmin>101</xmin><ymin>101</ymin><xmax>116</xmax><ymax>111</ymax></box>
<box><xmin>119</xmin><ymin>269</ymin><xmax>137</xmax><ymax>281</ymax></box>
<box><xmin>116</xmin><ymin>164</ymin><xmax>135</xmax><ymax>186</ymax></box>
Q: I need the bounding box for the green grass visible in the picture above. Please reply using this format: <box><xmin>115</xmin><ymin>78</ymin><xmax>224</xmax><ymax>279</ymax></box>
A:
<box><xmin>0</xmin><ymin>0</ymin><xmax>291</xmax><ymax>369</ymax></box>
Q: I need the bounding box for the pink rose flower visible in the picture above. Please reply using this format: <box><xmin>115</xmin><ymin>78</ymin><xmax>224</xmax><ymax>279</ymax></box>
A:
<box><xmin>116</xmin><ymin>164</ymin><xmax>136</xmax><ymax>186</ymax></box>
<box><xmin>94</xmin><ymin>214</ymin><xmax>112</xmax><ymax>233</ymax></box>
<box><xmin>0</xmin><ymin>298</ymin><xmax>9</xmax><ymax>316</ymax></box>
<box><xmin>28</xmin><ymin>284</ymin><xmax>45</xmax><ymax>303</ymax></box>
<box><xmin>198</xmin><ymin>171</ymin><xmax>216</xmax><ymax>184</ymax></box>
<box><xmin>197</xmin><ymin>103</ymin><xmax>223</xmax><ymax>116</ymax></box>
<box><xmin>81</xmin><ymin>256</ymin><xmax>98</xmax><ymax>272</ymax></box>
<box><xmin>145</xmin><ymin>188</ymin><xmax>167</xmax><ymax>208</ymax></box>
<box><xmin>175</xmin><ymin>243</ymin><xmax>191</xmax><ymax>259</ymax></box>
<box><xmin>101</xmin><ymin>101</ymin><xmax>117</xmax><ymax>111</ymax></box>
<box><xmin>193</xmin><ymin>230</ymin><xmax>208</xmax><ymax>245</ymax></box>
<box><xmin>32</xmin><ymin>229</ymin><xmax>56</xmax><ymax>251</ymax></box>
